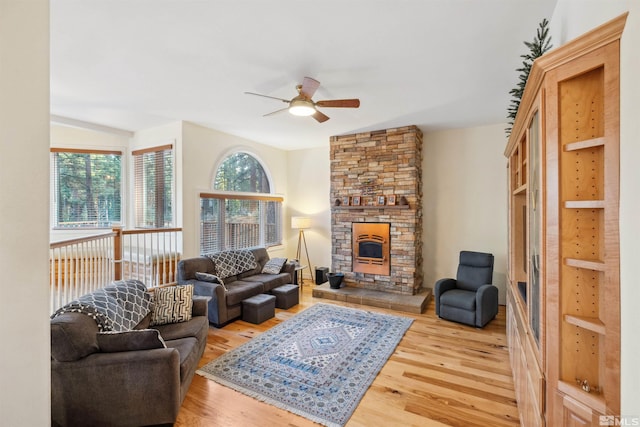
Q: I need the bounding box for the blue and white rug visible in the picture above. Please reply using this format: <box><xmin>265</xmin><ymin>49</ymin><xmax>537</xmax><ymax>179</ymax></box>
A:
<box><xmin>196</xmin><ymin>303</ymin><xmax>413</xmax><ymax>427</ymax></box>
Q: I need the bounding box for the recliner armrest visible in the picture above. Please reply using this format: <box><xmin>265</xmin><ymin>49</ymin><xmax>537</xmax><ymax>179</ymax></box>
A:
<box><xmin>434</xmin><ymin>278</ymin><xmax>457</xmax><ymax>316</ymax></box>
<box><xmin>475</xmin><ymin>284</ymin><xmax>499</xmax><ymax>327</ymax></box>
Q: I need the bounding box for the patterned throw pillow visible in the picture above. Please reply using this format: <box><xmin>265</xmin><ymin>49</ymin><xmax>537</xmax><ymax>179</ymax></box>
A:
<box><xmin>235</xmin><ymin>249</ymin><xmax>258</xmax><ymax>274</ymax></box>
<box><xmin>208</xmin><ymin>251</ymin><xmax>237</xmax><ymax>279</ymax></box>
<box><xmin>262</xmin><ymin>257</ymin><xmax>287</xmax><ymax>274</ymax></box>
<box><xmin>195</xmin><ymin>272</ymin><xmax>227</xmax><ymax>291</ymax></box>
<box><xmin>97</xmin><ymin>329</ymin><xmax>166</xmax><ymax>352</ymax></box>
<box><xmin>150</xmin><ymin>285</ymin><xmax>194</xmax><ymax>326</ymax></box>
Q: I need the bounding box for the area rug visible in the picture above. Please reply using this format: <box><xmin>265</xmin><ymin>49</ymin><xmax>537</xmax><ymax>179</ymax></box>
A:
<box><xmin>196</xmin><ymin>303</ymin><xmax>413</xmax><ymax>427</ymax></box>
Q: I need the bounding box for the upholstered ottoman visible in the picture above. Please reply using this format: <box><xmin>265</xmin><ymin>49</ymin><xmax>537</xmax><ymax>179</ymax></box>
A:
<box><xmin>271</xmin><ymin>284</ymin><xmax>299</xmax><ymax>309</ymax></box>
<box><xmin>242</xmin><ymin>294</ymin><xmax>276</xmax><ymax>324</ymax></box>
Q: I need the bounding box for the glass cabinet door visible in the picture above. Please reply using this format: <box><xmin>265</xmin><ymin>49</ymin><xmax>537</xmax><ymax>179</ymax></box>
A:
<box><xmin>528</xmin><ymin>111</ymin><xmax>541</xmax><ymax>344</ymax></box>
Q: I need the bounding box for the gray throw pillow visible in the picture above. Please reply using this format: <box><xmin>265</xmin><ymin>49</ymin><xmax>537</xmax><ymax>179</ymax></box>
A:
<box><xmin>97</xmin><ymin>329</ymin><xmax>166</xmax><ymax>352</ymax></box>
<box><xmin>195</xmin><ymin>272</ymin><xmax>227</xmax><ymax>291</ymax></box>
<box><xmin>262</xmin><ymin>257</ymin><xmax>287</xmax><ymax>274</ymax></box>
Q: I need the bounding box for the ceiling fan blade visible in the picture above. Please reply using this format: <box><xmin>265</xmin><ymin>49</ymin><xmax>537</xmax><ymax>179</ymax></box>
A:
<box><xmin>312</xmin><ymin>110</ymin><xmax>330</xmax><ymax>123</ymax></box>
<box><xmin>244</xmin><ymin>92</ymin><xmax>290</xmax><ymax>103</ymax></box>
<box><xmin>300</xmin><ymin>77</ymin><xmax>320</xmax><ymax>98</ymax></box>
<box><xmin>316</xmin><ymin>99</ymin><xmax>360</xmax><ymax>108</ymax></box>
<box><xmin>263</xmin><ymin>107</ymin><xmax>289</xmax><ymax>117</ymax></box>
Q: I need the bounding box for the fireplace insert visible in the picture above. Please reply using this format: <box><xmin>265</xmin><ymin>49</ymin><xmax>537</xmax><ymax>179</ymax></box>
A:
<box><xmin>352</xmin><ymin>222</ymin><xmax>390</xmax><ymax>275</ymax></box>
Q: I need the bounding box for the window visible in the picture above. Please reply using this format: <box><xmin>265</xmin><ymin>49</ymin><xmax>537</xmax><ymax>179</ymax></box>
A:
<box><xmin>133</xmin><ymin>144</ymin><xmax>174</xmax><ymax>228</ymax></box>
<box><xmin>213</xmin><ymin>152</ymin><xmax>270</xmax><ymax>193</ymax></box>
<box><xmin>200</xmin><ymin>152</ymin><xmax>282</xmax><ymax>254</ymax></box>
<box><xmin>51</xmin><ymin>148</ymin><xmax>122</xmax><ymax>228</ymax></box>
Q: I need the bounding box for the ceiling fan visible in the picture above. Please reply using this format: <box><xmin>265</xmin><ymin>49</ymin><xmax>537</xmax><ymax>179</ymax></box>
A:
<box><xmin>245</xmin><ymin>76</ymin><xmax>360</xmax><ymax>123</ymax></box>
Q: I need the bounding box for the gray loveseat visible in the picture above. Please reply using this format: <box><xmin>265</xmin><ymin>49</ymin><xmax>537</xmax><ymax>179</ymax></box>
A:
<box><xmin>177</xmin><ymin>247</ymin><xmax>294</xmax><ymax>327</ymax></box>
<box><xmin>51</xmin><ymin>280</ymin><xmax>209</xmax><ymax>427</ymax></box>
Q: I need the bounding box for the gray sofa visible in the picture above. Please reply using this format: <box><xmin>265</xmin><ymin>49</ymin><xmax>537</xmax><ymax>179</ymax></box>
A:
<box><xmin>51</xmin><ymin>280</ymin><xmax>209</xmax><ymax>427</ymax></box>
<box><xmin>177</xmin><ymin>247</ymin><xmax>294</xmax><ymax>327</ymax></box>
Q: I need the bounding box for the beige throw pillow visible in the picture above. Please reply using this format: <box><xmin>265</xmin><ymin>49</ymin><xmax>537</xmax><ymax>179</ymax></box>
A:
<box><xmin>150</xmin><ymin>285</ymin><xmax>194</xmax><ymax>326</ymax></box>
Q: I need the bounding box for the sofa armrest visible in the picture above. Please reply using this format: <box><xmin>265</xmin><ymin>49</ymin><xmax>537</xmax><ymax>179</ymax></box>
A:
<box><xmin>192</xmin><ymin>280</ymin><xmax>228</xmax><ymax>326</ymax></box>
<box><xmin>283</xmin><ymin>261</ymin><xmax>296</xmax><ymax>283</ymax></box>
<box><xmin>192</xmin><ymin>296</ymin><xmax>209</xmax><ymax>317</ymax></box>
<box><xmin>52</xmin><ymin>348</ymin><xmax>181</xmax><ymax>426</ymax></box>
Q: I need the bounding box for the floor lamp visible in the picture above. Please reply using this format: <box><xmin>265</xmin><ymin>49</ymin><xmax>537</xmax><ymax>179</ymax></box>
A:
<box><xmin>291</xmin><ymin>216</ymin><xmax>312</xmax><ymax>284</ymax></box>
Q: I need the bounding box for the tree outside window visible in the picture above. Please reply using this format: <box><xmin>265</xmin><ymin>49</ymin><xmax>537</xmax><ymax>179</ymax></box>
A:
<box><xmin>52</xmin><ymin>149</ymin><xmax>122</xmax><ymax>228</ymax></box>
<box><xmin>201</xmin><ymin>152</ymin><xmax>281</xmax><ymax>253</ymax></box>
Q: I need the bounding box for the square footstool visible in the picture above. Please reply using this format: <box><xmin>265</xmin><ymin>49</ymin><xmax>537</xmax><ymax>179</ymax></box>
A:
<box><xmin>242</xmin><ymin>294</ymin><xmax>276</xmax><ymax>324</ymax></box>
<box><xmin>271</xmin><ymin>284</ymin><xmax>299</xmax><ymax>309</ymax></box>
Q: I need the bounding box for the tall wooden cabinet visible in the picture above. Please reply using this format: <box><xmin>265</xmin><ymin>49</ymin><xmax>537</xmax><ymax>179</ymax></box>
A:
<box><xmin>504</xmin><ymin>14</ymin><xmax>626</xmax><ymax>426</ymax></box>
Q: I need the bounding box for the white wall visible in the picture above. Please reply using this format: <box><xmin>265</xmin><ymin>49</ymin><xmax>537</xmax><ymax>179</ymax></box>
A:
<box><xmin>180</xmin><ymin>121</ymin><xmax>290</xmax><ymax>258</ymax></box>
<box><xmin>0</xmin><ymin>0</ymin><xmax>50</xmax><ymax>425</ymax></box>
<box><xmin>286</xmin><ymin>146</ymin><xmax>332</xmax><ymax>281</ymax></box>
<box><xmin>550</xmin><ymin>0</ymin><xmax>640</xmax><ymax>416</ymax></box>
<box><xmin>422</xmin><ymin>124</ymin><xmax>509</xmax><ymax>303</ymax></box>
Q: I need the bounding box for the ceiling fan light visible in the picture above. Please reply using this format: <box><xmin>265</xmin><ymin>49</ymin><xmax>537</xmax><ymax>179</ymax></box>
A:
<box><xmin>289</xmin><ymin>99</ymin><xmax>316</xmax><ymax>116</ymax></box>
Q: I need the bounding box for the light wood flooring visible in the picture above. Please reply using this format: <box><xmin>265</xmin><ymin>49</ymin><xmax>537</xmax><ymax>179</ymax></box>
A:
<box><xmin>175</xmin><ymin>285</ymin><xmax>520</xmax><ymax>427</ymax></box>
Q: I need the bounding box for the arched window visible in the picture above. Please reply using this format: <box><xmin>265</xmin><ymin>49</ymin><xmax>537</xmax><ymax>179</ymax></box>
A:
<box><xmin>200</xmin><ymin>152</ymin><xmax>282</xmax><ymax>254</ymax></box>
<box><xmin>213</xmin><ymin>152</ymin><xmax>270</xmax><ymax>193</ymax></box>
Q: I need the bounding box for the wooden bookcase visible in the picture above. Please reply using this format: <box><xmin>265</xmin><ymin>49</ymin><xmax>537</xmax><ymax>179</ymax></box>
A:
<box><xmin>504</xmin><ymin>14</ymin><xmax>626</xmax><ymax>426</ymax></box>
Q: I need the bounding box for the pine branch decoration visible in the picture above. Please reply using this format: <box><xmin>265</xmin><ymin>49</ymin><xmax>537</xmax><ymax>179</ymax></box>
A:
<box><xmin>505</xmin><ymin>19</ymin><xmax>552</xmax><ymax>136</ymax></box>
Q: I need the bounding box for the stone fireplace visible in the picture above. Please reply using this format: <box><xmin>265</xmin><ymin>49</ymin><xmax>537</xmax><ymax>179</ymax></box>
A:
<box><xmin>328</xmin><ymin>125</ymin><xmax>424</xmax><ymax>296</ymax></box>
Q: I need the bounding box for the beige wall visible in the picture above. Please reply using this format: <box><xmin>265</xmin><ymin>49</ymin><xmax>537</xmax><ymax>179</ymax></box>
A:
<box><xmin>551</xmin><ymin>0</ymin><xmax>640</xmax><ymax>415</ymax></box>
<box><xmin>422</xmin><ymin>124</ymin><xmax>509</xmax><ymax>303</ymax></box>
<box><xmin>286</xmin><ymin>146</ymin><xmax>332</xmax><ymax>281</ymax></box>
<box><xmin>0</xmin><ymin>0</ymin><xmax>50</xmax><ymax>424</ymax></box>
<box><xmin>180</xmin><ymin>121</ymin><xmax>290</xmax><ymax>259</ymax></box>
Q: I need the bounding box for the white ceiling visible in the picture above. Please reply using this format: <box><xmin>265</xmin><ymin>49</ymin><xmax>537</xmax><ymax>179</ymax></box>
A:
<box><xmin>50</xmin><ymin>0</ymin><xmax>558</xmax><ymax>150</ymax></box>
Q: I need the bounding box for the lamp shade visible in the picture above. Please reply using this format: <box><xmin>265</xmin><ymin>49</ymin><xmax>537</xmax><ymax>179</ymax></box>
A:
<box><xmin>291</xmin><ymin>216</ymin><xmax>311</xmax><ymax>229</ymax></box>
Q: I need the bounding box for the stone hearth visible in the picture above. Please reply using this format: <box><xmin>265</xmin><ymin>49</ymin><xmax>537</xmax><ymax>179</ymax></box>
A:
<box><xmin>320</xmin><ymin>125</ymin><xmax>427</xmax><ymax>312</ymax></box>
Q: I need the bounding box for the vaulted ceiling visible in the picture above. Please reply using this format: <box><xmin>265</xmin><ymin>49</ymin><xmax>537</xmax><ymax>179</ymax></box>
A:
<box><xmin>50</xmin><ymin>0</ymin><xmax>558</xmax><ymax>150</ymax></box>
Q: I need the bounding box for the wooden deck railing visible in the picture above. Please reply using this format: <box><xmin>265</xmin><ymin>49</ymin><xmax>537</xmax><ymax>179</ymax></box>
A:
<box><xmin>49</xmin><ymin>227</ymin><xmax>182</xmax><ymax>313</ymax></box>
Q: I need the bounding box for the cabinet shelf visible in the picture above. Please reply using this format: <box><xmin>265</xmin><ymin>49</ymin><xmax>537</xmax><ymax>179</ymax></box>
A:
<box><xmin>557</xmin><ymin>380</ymin><xmax>606</xmax><ymax>414</ymax></box>
<box><xmin>564</xmin><ymin>258</ymin><xmax>606</xmax><ymax>271</ymax></box>
<box><xmin>564</xmin><ymin>314</ymin><xmax>606</xmax><ymax>335</ymax></box>
<box><xmin>512</xmin><ymin>184</ymin><xmax>527</xmax><ymax>195</ymax></box>
<box><xmin>564</xmin><ymin>137</ymin><xmax>605</xmax><ymax>152</ymax></box>
<box><xmin>564</xmin><ymin>200</ymin><xmax>605</xmax><ymax>209</ymax></box>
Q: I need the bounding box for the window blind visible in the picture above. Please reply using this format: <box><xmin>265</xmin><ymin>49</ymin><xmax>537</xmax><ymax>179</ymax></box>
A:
<box><xmin>133</xmin><ymin>144</ymin><xmax>174</xmax><ymax>228</ymax></box>
<box><xmin>51</xmin><ymin>149</ymin><xmax>122</xmax><ymax>228</ymax></box>
<box><xmin>199</xmin><ymin>193</ymin><xmax>283</xmax><ymax>254</ymax></box>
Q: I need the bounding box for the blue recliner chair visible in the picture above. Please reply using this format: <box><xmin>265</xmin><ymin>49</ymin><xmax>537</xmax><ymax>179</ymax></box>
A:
<box><xmin>435</xmin><ymin>251</ymin><xmax>498</xmax><ymax>328</ymax></box>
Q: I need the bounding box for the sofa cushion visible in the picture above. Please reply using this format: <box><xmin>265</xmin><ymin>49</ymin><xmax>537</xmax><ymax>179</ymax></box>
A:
<box><xmin>154</xmin><ymin>315</ymin><xmax>209</xmax><ymax>342</ymax></box>
<box><xmin>440</xmin><ymin>289</ymin><xmax>476</xmax><ymax>311</ymax></box>
<box><xmin>261</xmin><ymin>257</ymin><xmax>287</xmax><ymax>274</ymax></box>
<box><xmin>97</xmin><ymin>329</ymin><xmax>166</xmax><ymax>352</ymax></box>
<box><xmin>151</xmin><ymin>285</ymin><xmax>194</xmax><ymax>326</ymax></box>
<box><xmin>225</xmin><ymin>280</ymin><xmax>265</xmax><ymax>306</ymax></box>
<box><xmin>242</xmin><ymin>272</ymin><xmax>292</xmax><ymax>292</ymax></box>
<box><xmin>51</xmin><ymin>312</ymin><xmax>100</xmax><ymax>362</ymax></box>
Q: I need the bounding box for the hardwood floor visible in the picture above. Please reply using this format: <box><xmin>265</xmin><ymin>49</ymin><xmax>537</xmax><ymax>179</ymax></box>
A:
<box><xmin>175</xmin><ymin>286</ymin><xmax>520</xmax><ymax>427</ymax></box>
